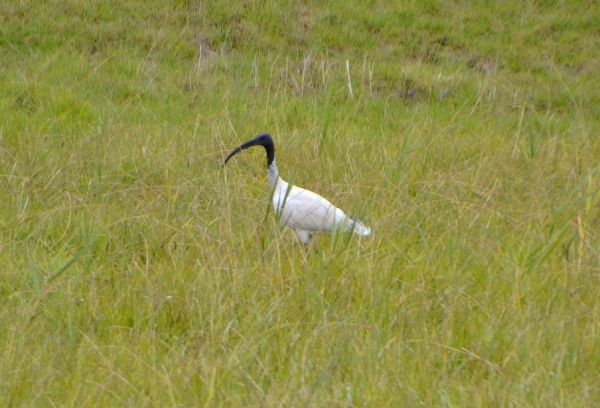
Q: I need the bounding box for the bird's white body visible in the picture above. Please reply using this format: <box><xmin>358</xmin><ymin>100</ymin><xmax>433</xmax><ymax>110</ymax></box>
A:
<box><xmin>268</xmin><ymin>160</ymin><xmax>371</xmax><ymax>244</ymax></box>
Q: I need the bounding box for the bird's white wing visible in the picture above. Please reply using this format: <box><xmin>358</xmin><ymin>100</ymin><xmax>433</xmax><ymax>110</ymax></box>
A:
<box><xmin>273</xmin><ymin>185</ymin><xmax>351</xmax><ymax>233</ymax></box>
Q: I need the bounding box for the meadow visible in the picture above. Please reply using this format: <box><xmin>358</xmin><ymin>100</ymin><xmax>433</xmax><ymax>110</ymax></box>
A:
<box><xmin>1</xmin><ymin>0</ymin><xmax>600</xmax><ymax>406</ymax></box>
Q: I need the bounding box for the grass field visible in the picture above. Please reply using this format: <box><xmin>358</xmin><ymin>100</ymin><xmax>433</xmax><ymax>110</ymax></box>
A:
<box><xmin>2</xmin><ymin>0</ymin><xmax>600</xmax><ymax>406</ymax></box>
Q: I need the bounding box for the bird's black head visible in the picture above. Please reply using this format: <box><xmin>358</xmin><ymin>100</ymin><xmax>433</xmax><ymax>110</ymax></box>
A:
<box><xmin>223</xmin><ymin>133</ymin><xmax>275</xmax><ymax>168</ymax></box>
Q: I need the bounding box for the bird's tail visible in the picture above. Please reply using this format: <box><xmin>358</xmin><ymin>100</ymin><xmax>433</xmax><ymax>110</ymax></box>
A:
<box><xmin>350</xmin><ymin>218</ymin><xmax>371</xmax><ymax>237</ymax></box>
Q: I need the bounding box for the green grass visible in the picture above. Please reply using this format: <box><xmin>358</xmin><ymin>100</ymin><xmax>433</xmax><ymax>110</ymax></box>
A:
<box><xmin>2</xmin><ymin>0</ymin><xmax>600</xmax><ymax>406</ymax></box>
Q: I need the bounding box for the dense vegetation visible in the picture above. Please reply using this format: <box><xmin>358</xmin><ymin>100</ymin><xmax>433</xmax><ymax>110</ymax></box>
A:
<box><xmin>2</xmin><ymin>0</ymin><xmax>599</xmax><ymax>406</ymax></box>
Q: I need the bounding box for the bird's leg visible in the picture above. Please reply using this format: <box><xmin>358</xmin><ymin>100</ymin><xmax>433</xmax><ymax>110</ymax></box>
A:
<box><xmin>295</xmin><ymin>230</ymin><xmax>320</xmax><ymax>253</ymax></box>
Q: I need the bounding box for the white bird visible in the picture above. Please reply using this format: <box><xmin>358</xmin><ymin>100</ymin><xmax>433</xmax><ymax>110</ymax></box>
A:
<box><xmin>223</xmin><ymin>133</ymin><xmax>371</xmax><ymax>244</ymax></box>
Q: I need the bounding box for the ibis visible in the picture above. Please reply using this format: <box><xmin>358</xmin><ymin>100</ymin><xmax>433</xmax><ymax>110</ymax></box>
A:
<box><xmin>223</xmin><ymin>133</ymin><xmax>371</xmax><ymax>244</ymax></box>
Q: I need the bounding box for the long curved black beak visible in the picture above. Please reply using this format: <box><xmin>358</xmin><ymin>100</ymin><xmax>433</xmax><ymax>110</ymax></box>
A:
<box><xmin>223</xmin><ymin>133</ymin><xmax>275</xmax><ymax>168</ymax></box>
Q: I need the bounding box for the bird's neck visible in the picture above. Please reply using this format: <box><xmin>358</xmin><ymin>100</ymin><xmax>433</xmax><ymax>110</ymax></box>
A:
<box><xmin>268</xmin><ymin>160</ymin><xmax>280</xmax><ymax>188</ymax></box>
